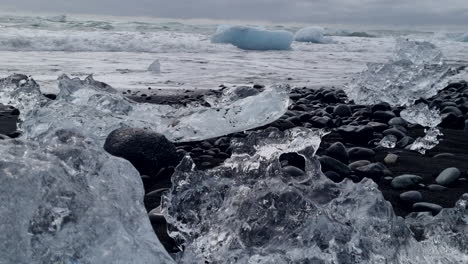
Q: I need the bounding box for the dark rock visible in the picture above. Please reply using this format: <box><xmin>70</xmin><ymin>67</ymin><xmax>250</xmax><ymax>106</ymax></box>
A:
<box><xmin>148</xmin><ymin>213</ymin><xmax>180</xmax><ymax>253</ymax></box>
<box><xmin>399</xmin><ymin>191</ymin><xmax>423</xmax><ymax>204</ymax></box>
<box><xmin>440</xmin><ymin>113</ymin><xmax>465</xmax><ymax>129</ymax></box>
<box><xmin>384</xmin><ymin>153</ymin><xmax>399</xmax><ymax>165</ymax></box>
<box><xmin>348</xmin><ymin>147</ymin><xmax>375</xmax><ymax>161</ymax></box>
<box><xmin>104</xmin><ymin>128</ymin><xmax>181</xmax><ymax>177</ymax></box>
<box><xmin>383</xmin><ymin>128</ymin><xmax>406</xmax><ymax>140</ymax></box>
<box><xmin>282</xmin><ymin>166</ymin><xmax>305</xmax><ymax>177</ymax></box>
<box><xmin>397</xmin><ymin>136</ymin><xmax>414</xmax><ymax>148</ymax></box>
<box><xmin>354</xmin><ymin>163</ymin><xmax>386</xmax><ymax>182</ymax></box>
<box><xmin>333</xmin><ymin>104</ymin><xmax>352</xmax><ymax>117</ymax></box>
<box><xmin>349</xmin><ymin>160</ymin><xmax>371</xmax><ymax>170</ymax></box>
<box><xmin>371</xmin><ymin>102</ymin><xmax>391</xmax><ymax>112</ymax></box>
<box><xmin>435</xmin><ymin>167</ymin><xmax>461</xmax><ymax>186</ymax></box>
<box><xmin>325</xmin><ymin>142</ymin><xmax>349</xmax><ymax>164</ymax></box>
<box><xmin>144</xmin><ymin>188</ymin><xmax>169</xmax><ymax>210</ymax></box>
<box><xmin>324</xmin><ymin>171</ymin><xmax>344</xmax><ymax>183</ymax></box>
<box><xmin>337</xmin><ymin>125</ymin><xmax>374</xmax><ymax>144</ymax></box>
<box><xmin>388</xmin><ymin>117</ymin><xmax>408</xmax><ymax>127</ymax></box>
<box><xmin>413</xmin><ymin>202</ymin><xmax>443</xmax><ymax>215</ymax></box>
<box><xmin>271</xmin><ymin>119</ymin><xmax>296</xmax><ymax>130</ymax></box>
<box><xmin>319</xmin><ymin>155</ymin><xmax>352</xmax><ymax>177</ymax></box>
<box><xmin>441</xmin><ymin>106</ymin><xmax>462</xmax><ymax>116</ymax></box>
<box><xmin>428</xmin><ymin>184</ymin><xmax>448</xmax><ymax>192</ymax></box>
<box><xmin>433</xmin><ymin>153</ymin><xmax>455</xmax><ymax>159</ymax></box>
<box><xmin>373</xmin><ymin>110</ymin><xmax>396</xmax><ymax>122</ymax></box>
<box><xmin>391</xmin><ymin>174</ymin><xmax>423</xmax><ymax>189</ymax></box>
<box><xmin>7</xmin><ymin>131</ymin><xmax>21</xmax><ymax>138</ymax></box>
<box><xmin>367</xmin><ymin>122</ymin><xmax>388</xmax><ymax>132</ymax></box>
<box><xmin>0</xmin><ymin>134</ymin><xmax>9</xmax><ymax>140</ymax></box>
<box><xmin>280</xmin><ymin>152</ymin><xmax>306</xmax><ymax>171</ymax></box>
<box><xmin>310</xmin><ymin>116</ymin><xmax>333</xmax><ymax>128</ymax></box>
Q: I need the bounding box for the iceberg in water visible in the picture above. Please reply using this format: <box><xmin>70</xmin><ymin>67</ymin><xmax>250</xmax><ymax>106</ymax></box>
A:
<box><xmin>211</xmin><ymin>25</ymin><xmax>293</xmax><ymax>51</ymax></box>
<box><xmin>294</xmin><ymin>26</ymin><xmax>331</xmax><ymax>43</ymax></box>
<box><xmin>162</xmin><ymin>127</ymin><xmax>468</xmax><ymax>263</ymax></box>
<box><xmin>0</xmin><ymin>129</ymin><xmax>174</xmax><ymax>263</ymax></box>
<box><xmin>148</xmin><ymin>59</ymin><xmax>161</xmax><ymax>73</ymax></box>
<box><xmin>0</xmin><ymin>74</ymin><xmax>290</xmax><ymax>143</ymax></box>
<box><xmin>458</xmin><ymin>33</ymin><xmax>468</xmax><ymax>42</ymax></box>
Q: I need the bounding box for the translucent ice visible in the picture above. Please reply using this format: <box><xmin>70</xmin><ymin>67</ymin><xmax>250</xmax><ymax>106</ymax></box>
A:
<box><xmin>162</xmin><ymin>127</ymin><xmax>468</xmax><ymax>263</ymax></box>
<box><xmin>294</xmin><ymin>26</ymin><xmax>331</xmax><ymax>43</ymax></box>
<box><xmin>400</xmin><ymin>103</ymin><xmax>443</xmax><ymax>154</ymax></box>
<box><xmin>379</xmin><ymin>135</ymin><xmax>397</xmax><ymax>148</ymax></box>
<box><xmin>345</xmin><ymin>39</ymin><xmax>459</xmax><ymax>106</ymax></box>
<box><xmin>459</xmin><ymin>33</ymin><xmax>468</xmax><ymax>42</ymax></box>
<box><xmin>1</xmin><ymin>74</ymin><xmax>290</xmax><ymax>143</ymax></box>
<box><xmin>0</xmin><ymin>129</ymin><xmax>174</xmax><ymax>264</ymax></box>
<box><xmin>148</xmin><ymin>60</ymin><xmax>161</xmax><ymax>73</ymax></box>
<box><xmin>211</xmin><ymin>25</ymin><xmax>293</xmax><ymax>51</ymax></box>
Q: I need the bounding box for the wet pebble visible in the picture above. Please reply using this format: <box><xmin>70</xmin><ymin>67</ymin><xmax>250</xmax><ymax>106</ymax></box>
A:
<box><xmin>400</xmin><ymin>191</ymin><xmax>423</xmax><ymax>204</ymax></box>
<box><xmin>413</xmin><ymin>202</ymin><xmax>443</xmax><ymax>216</ymax></box>
<box><xmin>435</xmin><ymin>167</ymin><xmax>461</xmax><ymax>186</ymax></box>
<box><xmin>391</xmin><ymin>174</ymin><xmax>423</xmax><ymax>189</ymax></box>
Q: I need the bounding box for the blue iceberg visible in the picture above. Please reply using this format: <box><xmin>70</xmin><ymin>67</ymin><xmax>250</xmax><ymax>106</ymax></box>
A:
<box><xmin>211</xmin><ymin>25</ymin><xmax>293</xmax><ymax>51</ymax></box>
<box><xmin>295</xmin><ymin>26</ymin><xmax>332</xmax><ymax>43</ymax></box>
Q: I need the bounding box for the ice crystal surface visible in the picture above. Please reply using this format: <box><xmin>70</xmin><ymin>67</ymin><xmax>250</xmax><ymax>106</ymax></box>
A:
<box><xmin>0</xmin><ymin>129</ymin><xmax>174</xmax><ymax>264</ymax></box>
<box><xmin>162</xmin><ymin>127</ymin><xmax>468</xmax><ymax>264</ymax></box>
<box><xmin>345</xmin><ymin>39</ymin><xmax>457</xmax><ymax>106</ymax></box>
<box><xmin>1</xmin><ymin>74</ymin><xmax>289</xmax><ymax>143</ymax></box>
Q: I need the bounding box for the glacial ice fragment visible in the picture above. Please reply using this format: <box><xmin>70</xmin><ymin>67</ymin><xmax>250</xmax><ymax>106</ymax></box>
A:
<box><xmin>345</xmin><ymin>39</ymin><xmax>459</xmax><ymax>106</ymax></box>
<box><xmin>162</xmin><ymin>127</ymin><xmax>468</xmax><ymax>263</ymax></box>
<box><xmin>211</xmin><ymin>25</ymin><xmax>293</xmax><ymax>51</ymax></box>
<box><xmin>148</xmin><ymin>60</ymin><xmax>161</xmax><ymax>73</ymax></box>
<box><xmin>0</xmin><ymin>129</ymin><xmax>174</xmax><ymax>264</ymax></box>
<box><xmin>1</xmin><ymin>74</ymin><xmax>290</xmax><ymax>143</ymax></box>
<box><xmin>294</xmin><ymin>26</ymin><xmax>331</xmax><ymax>43</ymax></box>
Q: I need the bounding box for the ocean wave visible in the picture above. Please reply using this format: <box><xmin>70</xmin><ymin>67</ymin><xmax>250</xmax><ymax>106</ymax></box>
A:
<box><xmin>0</xmin><ymin>29</ymin><xmax>221</xmax><ymax>53</ymax></box>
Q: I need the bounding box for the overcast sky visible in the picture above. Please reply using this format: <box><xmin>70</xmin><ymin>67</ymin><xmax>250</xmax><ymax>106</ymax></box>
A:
<box><xmin>1</xmin><ymin>0</ymin><xmax>468</xmax><ymax>25</ymax></box>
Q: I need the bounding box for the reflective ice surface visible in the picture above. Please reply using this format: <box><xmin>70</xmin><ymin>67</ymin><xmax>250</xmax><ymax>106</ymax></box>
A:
<box><xmin>162</xmin><ymin>127</ymin><xmax>468</xmax><ymax>264</ymax></box>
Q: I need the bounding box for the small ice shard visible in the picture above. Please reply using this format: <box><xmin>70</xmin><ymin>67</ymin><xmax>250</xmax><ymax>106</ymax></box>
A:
<box><xmin>1</xmin><ymin>74</ymin><xmax>290</xmax><ymax>143</ymax></box>
<box><xmin>162</xmin><ymin>127</ymin><xmax>468</xmax><ymax>263</ymax></box>
<box><xmin>211</xmin><ymin>25</ymin><xmax>293</xmax><ymax>51</ymax></box>
<box><xmin>401</xmin><ymin>104</ymin><xmax>443</xmax><ymax>154</ymax></box>
<box><xmin>379</xmin><ymin>135</ymin><xmax>398</xmax><ymax>148</ymax></box>
<box><xmin>148</xmin><ymin>60</ymin><xmax>161</xmax><ymax>73</ymax></box>
<box><xmin>0</xmin><ymin>129</ymin><xmax>174</xmax><ymax>263</ymax></box>
<box><xmin>294</xmin><ymin>26</ymin><xmax>331</xmax><ymax>43</ymax></box>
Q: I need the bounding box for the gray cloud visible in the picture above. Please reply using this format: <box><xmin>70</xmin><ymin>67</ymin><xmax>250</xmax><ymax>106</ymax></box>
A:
<box><xmin>1</xmin><ymin>0</ymin><xmax>468</xmax><ymax>25</ymax></box>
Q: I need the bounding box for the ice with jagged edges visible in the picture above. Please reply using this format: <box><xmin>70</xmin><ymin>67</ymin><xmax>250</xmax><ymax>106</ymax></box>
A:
<box><xmin>211</xmin><ymin>25</ymin><xmax>293</xmax><ymax>51</ymax></box>
<box><xmin>162</xmin><ymin>127</ymin><xmax>468</xmax><ymax>264</ymax></box>
<box><xmin>345</xmin><ymin>39</ymin><xmax>463</xmax><ymax>153</ymax></box>
<box><xmin>0</xmin><ymin>74</ymin><xmax>290</xmax><ymax>143</ymax></box>
<box><xmin>294</xmin><ymin>26</ymin><xmax>332</xmax><ymax>44</ymax></box>
<box><xmin>0</xmin><ymin>129</ymin><xmax>175</xmax><ymax>264</ymax></box>
<box><xmin>399</xmin><ymin>103</ymin><xmax>443</xmax><ymax>154</ymax></box>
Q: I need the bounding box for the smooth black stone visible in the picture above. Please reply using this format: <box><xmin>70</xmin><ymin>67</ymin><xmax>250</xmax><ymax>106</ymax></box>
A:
<box><xmin>354</xmin><ymin>163</ymin><xmax>386</xmax><ymax>182</ymax></box>
<box><xmin>337</xmin><ymin>125</ymin><xmax>374</xmax><ymax>144</ymax></box>
<box><xmin>348</xmin><ymin>147</ymin><xmax>375</xmax><ymax>161</ymax></box>
<box><xmin>412</xmin><ymin>202</ymin><xmax>443</xmax><ymax>216</ymax></box>
<box><xmin>383</xmin><ymin>128</ymin><xmax>406</xmax><ymax>140</ymax></box>
<box><xmin>325</xmin><ymin>142</ymin><xmax>349</xmax><ymax>164</ymax></box>
<box><xmin>280</xmin><ymin>152</ymin><xmax>306</xmax><ymax>171</ymax></box>
<box><xmin>399</xmin><ymin>191</ymin><xmax>423</xmax><ymax>205</ymax></box>
<box><xmin>334</xmin><ymin>104</ymin><xmax>352</xmax><ymax>117</ymax></box>
<box><xmin>440</xmin><ymin>113</ymin><xmax>465</xmax><ymax>129</ymax></box>
<box><xmin>144</xmin><ymin>188</ymin><xmax>169</xmax><ymax>210</ymax></box>
<box><xmin>319</xmin><ymin>155</ymin><xmax>352</xmax><ymax>176</ymax></box>
<box><xmin>367</xmin><ymin>122</ymin><xmax>388</xmax><ymax>132</ymax></box>
<box><xmin>388</xmin><ymin>117</ymin><xmax>408</xmax><ymax>127</ymax></box>
<box><xmin>371</xmin><ymin>102</ymin><xmax>392</xmax><ymax>112</ymax></box>
<box><xmin>324</xmin><ymin>171</ymin><xmax>344</xmax><ymax>183</ymax></box>
<box><xmin>433</xmin><ymin>153</ymin><xmax>455</xmax><ymax>159</ymax></box>
<box><xmin>373</xmin><ymin>110</ymin><xmax>396</xmax><ymax>122</ymax></box>
<box><xmin>148</xmin><ymin>214</ymin><xmax>181</xmax><ymax>253</ymax></box>
<box><xmin>441</xmin><ymin>106</ymin><xmax>462</xmax><ymax>116</ymax></box>
<box><xmin>396</xmin><ymin>136</ymin><xmax>414</xmax><ymax>148</ymax></box>
<box><xmin>310</xmin><ymin>116</ymin><xmax>333</xmax><ymax>128</ymax></box>
<box><xmin>271</xmin><ymin>119</ymin><xmax>296</xmax><ymax>130</ymax></box>
<box><xmin>349</xmin><ymin>160</ymin><xmax>371</xmax><ymax>170</ymax></box>
<box><xmin>104</xmin><ymin>128</ymin><xmax>181</xmax><ymax>177</ymax></box>
<box><xmin>282</xmin><ymin>166</ymin><xmax>306</xmax><ymax>177</ymax></box>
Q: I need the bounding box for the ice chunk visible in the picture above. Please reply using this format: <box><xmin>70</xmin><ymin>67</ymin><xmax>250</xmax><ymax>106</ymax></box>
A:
<box><xmin>345</xmin><ymin>39</ymin><xmax>459</xmax><ymax>106</ymax></box>
<box><xmin>400</xmin><ymin>103</ymin><xmax>443</xmax><ymax>154</ymax></box>
<box><xmin>459</xmin><ymin>33</ymin><xmax>468</xmax><ymax>42</ymax></box>
<box><xmin>294</xmin><ymin>26</ymin><xmax>331</xmax><ymax>43</ymax></box>
<box><xmin>1</xmin><ymin>74</ymin><xmax>290</xmax><ymax>143</ymax></box>
<box><xmin>211</xmin><ymin>25</ymin><xmax>293</xmax><ymax>51</ymax></box>
<box><xmin>0</xmin><ymin>129</ymin><xmax>174</xmax><ymax>263</ymax></box>
<box><xmin>148</xmin><ymin>60</ymin><xmax>161</xmax><ymax>73</ymax></box>
<box><xmin>162</xmin><ymin>127</ymin><xmax>468</xmax><ymax>263</ymax></box>
<box><xmin>379</xmin><ymin>135</ymin><xmax>398</xmax><ymax>148</ymax></box>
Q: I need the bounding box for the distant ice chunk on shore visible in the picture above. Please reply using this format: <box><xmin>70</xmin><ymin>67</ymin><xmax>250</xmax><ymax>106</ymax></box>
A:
<box><xmin>459</xmin><ymin>33</ymin><xmax>468</xmax><ymax>42</ymax></box>
<box><xmin>148</xmin><ymin>59</ymin><xmax>161</xmax><ymax>73</ymax></box>
<box><xmin>294</xmin><ymin>26</ymin><xmax>332</xmax><ymax>43</ymax></box>
<box><xmin>211</xmin><ymin>25</ymin><xmax>293</xmax><ymax>50</ymax></box>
